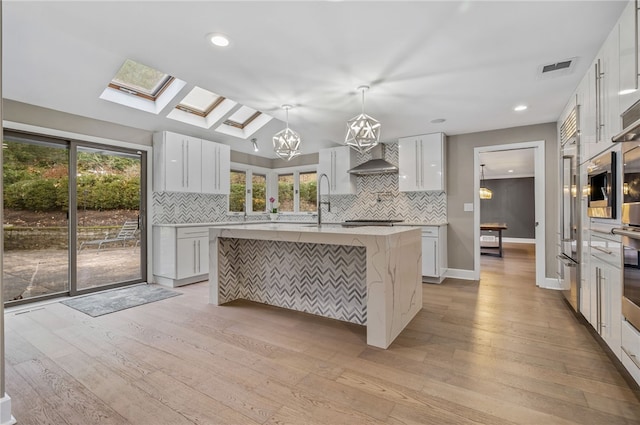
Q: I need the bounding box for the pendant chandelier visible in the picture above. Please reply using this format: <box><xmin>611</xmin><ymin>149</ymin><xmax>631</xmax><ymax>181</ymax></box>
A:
<box><xmin>272</xmin><ymin>104</ymin><xmax>301</xmax><ymax>161</ymax></box>
<box><xmin>479</xmin><ymin>164</ymin><xmax>493</xmax><ymax>200</ymax></box>
<box><xmin>345</xmin><ymin>85</ymin><xmax>381</xmax><ymax>153</ymax></box>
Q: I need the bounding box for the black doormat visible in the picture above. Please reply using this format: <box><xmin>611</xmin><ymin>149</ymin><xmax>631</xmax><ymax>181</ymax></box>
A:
<box><xmin>61</xmin><ymin>284</ymin><xmax>181</xmax><ymax>317</ymax></box>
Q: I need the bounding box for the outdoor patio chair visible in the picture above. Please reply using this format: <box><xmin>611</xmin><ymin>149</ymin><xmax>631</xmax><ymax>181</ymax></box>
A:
<box><xmin>79</xmin><ymin>220</ymin><xmax>139</xmax><ymax>251</ymax></box>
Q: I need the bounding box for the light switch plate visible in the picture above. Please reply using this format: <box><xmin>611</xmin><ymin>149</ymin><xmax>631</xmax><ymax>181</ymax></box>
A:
<box><xmin>463</xmin><ymin>203</ymin><xmax>473</xmax><ymax>212</ymax></box>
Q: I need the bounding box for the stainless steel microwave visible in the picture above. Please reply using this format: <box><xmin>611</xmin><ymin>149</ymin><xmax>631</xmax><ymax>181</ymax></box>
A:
<box><xmin>587</xmin><ymin>151</ymin><xmax>616</xmax><ymax>219</ymax></box>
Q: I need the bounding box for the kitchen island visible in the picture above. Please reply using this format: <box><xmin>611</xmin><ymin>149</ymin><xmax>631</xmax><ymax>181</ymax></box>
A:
<box><xmin>209</xmin><ymin>223</ymin><xmax>422</xmax><ymax>349</ymax></box>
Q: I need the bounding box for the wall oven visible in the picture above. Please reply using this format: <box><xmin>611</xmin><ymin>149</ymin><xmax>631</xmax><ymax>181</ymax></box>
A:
<box><xmin>587</xmin><ymin>151</ymin><xmax>616</xmax><ymax>219</ymax></box>
<box><xmin>622</xmin><ymin>144</ymin><xmax>640</xmax><ymax>226</ymax></box>
<box><xmin>612</xmin><ymin>228</ymin><xmax>640</xmax><ymax>332</ymax></box>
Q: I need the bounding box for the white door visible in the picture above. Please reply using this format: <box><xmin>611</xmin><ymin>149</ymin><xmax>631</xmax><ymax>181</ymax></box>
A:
<box><xmin>421</xmin><ymin>236</ymin><xmax>437</xmax><ymax>277</ymax></box>
<box><xmin>421</xmin><ymin>133</ymin><xmax>444</xmax><ymax>191</ymax></box>
<box><xmin>184</xmin><ymin>136</ymin><xmax>202</xmax><ymax>193</ymax></box>
<box><xmin>176</xmin><ymin>238</ymin><xmax>197</xmax><ymax>279</ymax></box>
<box><xmin>398</xmin><ymin>137</ymin><xmax>420</xmax><ymax>192</ymax></box>
<box><xmin>163</xmin><ymin>132</ymin><xmax>186</xmax><ymax>192</ymax></box>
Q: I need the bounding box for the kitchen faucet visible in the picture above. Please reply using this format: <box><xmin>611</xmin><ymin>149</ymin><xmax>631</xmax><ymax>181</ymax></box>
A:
<box><xmin>317</xmin><ymin>173</ymin><xmax>331</xmax><ymax>226</ymax></box>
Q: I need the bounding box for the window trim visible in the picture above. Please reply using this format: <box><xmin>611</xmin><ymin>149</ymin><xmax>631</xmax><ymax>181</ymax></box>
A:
<box><xmin>108</xmin><ymin>77</ymin><xmax>175</xmax><ymax>101</ymax></box>
<box><xmin>175</xmin><ymin>95</ymin><xmax>226</xmax><ymax>118</ymax></box>
<box><xmin>274</xmin><ymin>165</ymin><xmax>318</xmax><ymax>214</ymax></box>
<box><xmin>228</xmin><ymin>163</ymin><xmax>272</xmax><ymax>215</ymax></box>
<box><xmin>223</xmin><ymin>111</ymin><xmax>262</xmax><ymax>129</ymax></box>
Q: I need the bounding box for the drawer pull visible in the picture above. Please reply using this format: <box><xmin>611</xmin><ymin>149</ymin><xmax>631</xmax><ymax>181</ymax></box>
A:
<box><xmin>622</xmin><ymin>347</ymin><xmax>640</xmax><ymax>369</ymax></box>
<box><xmin>592</xmin><ymin>245</ymin><xmax>613</xmax><ymax>255</ymax></box>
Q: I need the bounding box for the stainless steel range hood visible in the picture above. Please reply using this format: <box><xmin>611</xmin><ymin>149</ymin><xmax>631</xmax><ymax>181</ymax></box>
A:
<box><xmin>347</xmin><ymin>144</ymin><xmax>398</xmax><ymax>175</ymax></box>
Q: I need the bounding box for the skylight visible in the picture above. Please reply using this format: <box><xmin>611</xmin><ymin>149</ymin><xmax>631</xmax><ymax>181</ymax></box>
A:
<box><xmin>109</xmin><ymin>59</ymin><xmax>174</xmax><ymax>100</ymax></box>
<box><xmin>167</xmin><ymin>86</ymin><xmax>237</xmax><ymax>129</ymax></box>
<box><xmin>175</xmin><ymin>86</ymin><xmax>225</xmax><ymax>117</ymax></box>
<box><xmin>224</xmin><ymin>106</ymin><xmax>262</xmax><ymax>129</ymax></box>
<box><xmin>215</xmin><ymin>106</ymin><xmax>273</xmax><ymax>139</ymax></box>
<box><xmin>100</xmin><ymin>59</ymin><xmax>186</xmax><ymax>115</ymax></box>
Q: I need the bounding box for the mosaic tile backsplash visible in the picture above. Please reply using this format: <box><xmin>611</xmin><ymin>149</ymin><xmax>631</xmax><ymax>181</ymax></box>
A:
<box><xmin>152</xmin><ymin>142</ymin><xmax>447</xmax><ymax>224</ymax></box>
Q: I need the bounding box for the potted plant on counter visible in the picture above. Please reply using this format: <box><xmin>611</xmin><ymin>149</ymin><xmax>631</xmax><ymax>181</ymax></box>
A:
<box><xmin>269</xmin><ymin>197</ymin><xmax>279</xmax><ymax>221</ymax></box>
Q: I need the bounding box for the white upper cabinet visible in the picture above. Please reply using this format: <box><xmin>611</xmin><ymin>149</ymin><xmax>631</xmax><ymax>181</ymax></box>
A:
<box><xmin>577</xmin><ymin>69</ymin><xmax>595</xmax><ymax>164</ymax></box>
<box><xmin>201</xmin><ymin>141</ymin><xmax>230</xmax><ymax>195</ymax></box>
<box><xmin>580</xmin><ymin>28</ymin><xmax>620</xmax><ymax>162</ymax></box>
<box><xmin>153</xmin><ymin>131</ymin><xmax>230</xmax><ymax>194</ymax></box>
<box><xmin>603</xmin><ymin>28</ymin><xmax>621</xmax><ymax>144</ymax></box>
<box><xmin>154</xmin><ymin>131</ymin><xmax>202</xmax><ymax>193</ymax></box>
<box><xmin>398</xmin><ymin>132</ymin><xmax>446</xmax><ymax>192</ymax></box>
<box><xmin>318</xmin><ymin>146</ymin><xmax>357</xmax><ymax>195</ymax></box>
<box><xmin>619</xmin><ymin>0</ymin><xmax>640</xmax><ymax>114</ymax></box>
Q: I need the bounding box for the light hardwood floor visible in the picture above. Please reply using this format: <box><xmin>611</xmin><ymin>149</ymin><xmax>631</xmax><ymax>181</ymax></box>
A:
<box><xmin>5</xmin><ymin>243</ymin><xmax>640</xmax><ymax>424</ymax></box>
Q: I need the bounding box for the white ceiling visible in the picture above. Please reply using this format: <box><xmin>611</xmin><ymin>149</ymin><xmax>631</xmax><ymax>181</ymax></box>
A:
<box><xmin>2</xmin><ymin>1</ymin><xmax>628</xmax><ymax>159</ymax></box>
<box><xmin>479</xmin><ymin>149</ymin><xmax>535</xmax><ymax>179</ymax></box>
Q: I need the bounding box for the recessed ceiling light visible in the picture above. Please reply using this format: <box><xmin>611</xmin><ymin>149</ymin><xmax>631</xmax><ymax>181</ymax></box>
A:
<box><xmin>508</xmin><ymin>169</ymin><xmax>514</xmax><ymax>173</ymax></box>
<box><xmin>430</xmin><ymin>118</ymin><xmax>446</xmax><ymax>124</ymax></box>
<box><xmin>514</xmin><ymin>105</ymin><xmax>528</xmax><ymax>112</ymax></box>
<box><xmin>208</xmin><ymin>33</ymin><xmax>230</xmax><ymax>47</ymax></box>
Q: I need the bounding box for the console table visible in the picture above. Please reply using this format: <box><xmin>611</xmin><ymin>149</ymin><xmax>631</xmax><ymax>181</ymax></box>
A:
<box><xmin>480</xmin><ymin>223</ymin><xmax>508</xmax><ymax>257</ymax></box>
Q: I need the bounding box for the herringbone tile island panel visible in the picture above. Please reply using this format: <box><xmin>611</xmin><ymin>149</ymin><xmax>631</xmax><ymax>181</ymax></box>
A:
<box><xmin>218</xmin><ymin>238</ymin><xmax>367</xmax><ymax>324</ymax></box>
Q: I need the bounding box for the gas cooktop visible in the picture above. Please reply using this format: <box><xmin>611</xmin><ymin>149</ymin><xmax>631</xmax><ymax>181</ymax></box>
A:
<box><xmin>341</xmin><ymin>219</ymin><xmax>404</xmax><ymax>227</ymax></box>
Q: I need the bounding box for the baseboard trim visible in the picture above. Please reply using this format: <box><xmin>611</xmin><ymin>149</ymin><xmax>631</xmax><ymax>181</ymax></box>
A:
<box><xmin>444</xmin><ymin>268</ymin><xmax>477</xmax><ymax>281</ymax></box>
<box><xmin>0</xmin><ymin>394</ymin><xmax>16</xmax><ymax>425</ymax></box>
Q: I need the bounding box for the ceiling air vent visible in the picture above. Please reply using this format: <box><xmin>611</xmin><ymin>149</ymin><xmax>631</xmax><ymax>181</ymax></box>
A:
<box><xmin>542</xmin><ymin>60</ymin><xmax>572</xmax><ymax>73</ymax></box>
<box><xmin>537</xmin><ymin>58</ymin><xmax>577</xmax><ymax>79</ymax></box>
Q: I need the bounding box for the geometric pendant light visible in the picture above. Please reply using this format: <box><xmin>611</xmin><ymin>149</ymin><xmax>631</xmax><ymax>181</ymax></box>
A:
<box><xmin>345</xmin><ymin>85</ymin><xmax>381</xmax><ymax>153</ymax></box>
<box><xmin>479</xmin><ymin>164</ymin><xmax>493</xmax><ymax>200</ymax></box>
<box><xmin>272</xmin><ymin>104</ymin><xmax>301</xmax><ymax>161</ymax></box>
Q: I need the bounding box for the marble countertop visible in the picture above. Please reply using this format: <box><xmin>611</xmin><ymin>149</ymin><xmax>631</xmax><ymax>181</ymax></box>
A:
<box><xmin>209</xmin><ymin>222</ymin><xmax>419</xmax><ymax>236</ymax></box>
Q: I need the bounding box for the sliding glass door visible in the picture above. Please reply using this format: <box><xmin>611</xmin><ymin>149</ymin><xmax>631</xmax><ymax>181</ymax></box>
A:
<box><xmin>74</xmin><ymin>145</ymin><xmax>145</xmax><ymax>292</ymax></box>
<box><xmin>3</xmin><ymin>135</ymin><xmax>69</xmax><ymax>301</ymax></box>
<box><xmin>3</xmin><ymin>131</ymin><xmax>147</xmax><ymax>305</ymax></box>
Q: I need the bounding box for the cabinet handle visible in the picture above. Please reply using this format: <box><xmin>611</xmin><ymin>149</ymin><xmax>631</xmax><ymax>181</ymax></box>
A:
<box><xmin>633</xmin><ymin>0</ymin><xmax>640</xmax><ymax>88</ymax></box>
<box><xmin>415</xmin><ymin>141</ymin><xmax>419</xmax><ymax>187</ymax></box>
<box><xmin>181</xmin><ymin>141</ymin><xmax>186</xmax><ymax>188</ymax></box>
<box><xmin>623</xmin><ymin>346</ymin><xmax>640</xmax><ymax>369</ymax></box>
<box><xmin>186</xmin><ymin>142</ymin><xmax>190</xmax><ymax>187</ymax></box>
<box><xmin>197</xmin><ymin>240</ymin><xmax>201</xmax><ymax>273</ymax></box>
<box><xmin>596</xmin><ymin>267</ymin><xmax>602</xmax><ymax>334</ymax></box>
<box><xmin>193</xmin><ymin>241</ymin><xmax>197</xmax><ymax>274</ymax></box>
<box><xmin>595</xmin><ymin>62</ymin><xmax>600</xmax><ymax>143</ymax></box>
<box><xmin>595</xmin><ymin>59</ymin><xmax>605</xmax><ymax>142</ymax></box>
<box><xmin>421</xmin><ymin>141</ymin><xmax>424</xmax><ymax>187</ymax></box>
<box><xmin>216</xmin><ymin>146</ymin><xmax>222</xmax><ymax>190</ymax></box>
<box><xmin>592</xmin><ymin>245</ymin><xmax>612</xmax><ymax>255</ymax></box>
<box><xmin>332</xmin><ymin>151</ymin><xmax>336</xmax><ymax>190</ymax></box>
<box><xmin>433</xmin><ymin>239</ymin><xmax>437</xmax><ymax>272</ymax></box>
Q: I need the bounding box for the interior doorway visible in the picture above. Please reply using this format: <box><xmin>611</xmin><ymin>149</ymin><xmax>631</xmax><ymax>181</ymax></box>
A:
<box><xmin>473</xmin><ymin>141</ymin><xmax>547</xmax><ymax>287</ymax></box>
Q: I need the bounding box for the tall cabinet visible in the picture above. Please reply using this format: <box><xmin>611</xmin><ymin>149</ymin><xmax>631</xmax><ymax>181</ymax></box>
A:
<box><xmin>398</xmin><ymin>132</ymin><xmax>446</xmax><ymax>192</ymax></box>
<box><xmin>618</xmin><ymin>0</ymin><xmax>640</xmax><ymax>114</ymax></box>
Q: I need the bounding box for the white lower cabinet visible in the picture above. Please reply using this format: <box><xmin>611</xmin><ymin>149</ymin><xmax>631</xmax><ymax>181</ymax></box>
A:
<box><xmin>588</xmin><ymin>231</ymin><xmax>622</xmax><ymax>360</ymax></box>
<box><xmin>153</xmin><ymin>226</ymin><xmax>209</xmax><ymax>287</ymax></box>
<box><xmin>621</xmin><ymin>320</ymin><xmax>640</xmax><ymax>385</ymax></box>
<box><xmin>421</xmin><ymin>225</ymin><xmax>447</xmax><ymax>283</ymax></box>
